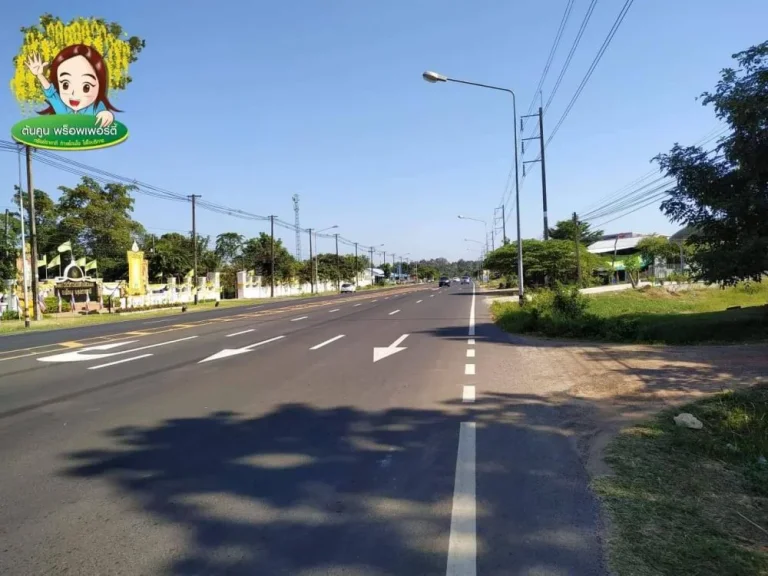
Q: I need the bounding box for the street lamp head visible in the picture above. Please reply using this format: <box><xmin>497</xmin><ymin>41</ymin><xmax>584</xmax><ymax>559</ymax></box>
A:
<box><xmin>423</xmin><ymin>70</ymin><xmax>448</xmax><ymax>83</ymax></box>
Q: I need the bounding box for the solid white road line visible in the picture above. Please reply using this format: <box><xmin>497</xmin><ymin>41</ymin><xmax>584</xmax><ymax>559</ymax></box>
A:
<box><xmin>310</xmin><ymin>334</ymin><xmax>345</xmax><ymax>350</ymax></box>
<box><xmin>291</xmin><ymin>316</ymin><xmax>308</xmax><ymax>322</ymax></box>
<box><xmin>446</xmin><ymin>422</ymin><xmax>476</xmax><ymax>575</ymax></box>
<box><xmin>89</xmin><ymin>353</ymin><xmax>154</xmax><ymax>370</ymax></box>
<box><xmin>226</xmin><ymin>329</ymin><xmax>255</xmax><ymax>338</ymax></box>
<box><xmin>353</xmin><ymin>303</ymin><xmax>362</xmax><ymax>307</ymax></box>
<box><xmin>462</xmin><ymin>385</ymin><xmax>476</xmax><ymax>403</ymax></box>
<box><xmin>468</xmin><ymin>338</ymin><xmax>475</xmax><ymax>346</ymax></box>
<box><xmin>469</xmin><ymin>285</ymin><xmax>476</xmax><ymax>337</ymax></box>
<box><xmin>465</xmin><ymin>364</ymin><xmax>475</xmax><ymax>376</ymax></box>
<box><xmin>416</xmin><ymin>299</ymin><xmax>423</xmax><ymax>303</ymax></box>
<box><xmin>466</xmin><ymin>349</ymin><xmax>475</xmax><ymax>358</ymax></box>
<box><xmin>389</xmin><ymin>310</ymin><xmax>400</xmax><ymax>316</ymax></box>
<box><xmin>329</xmin><ymin>308</ymin><xmax>340</xmax><ymax>313</ymax></box>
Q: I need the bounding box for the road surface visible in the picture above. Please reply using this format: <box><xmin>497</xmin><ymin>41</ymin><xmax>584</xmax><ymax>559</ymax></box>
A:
<box><xmin>0</xmin><ymin>283</ymin><xmax>605</xmax><ymax>575</ymax></box>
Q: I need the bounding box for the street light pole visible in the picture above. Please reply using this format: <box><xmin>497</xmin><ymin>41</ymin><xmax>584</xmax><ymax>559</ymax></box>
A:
<box><xmin>334</xmin><ymin>233</ymin><xmax>340</xmax><ymax>291</ymax></box>
<box><xmin>425</xmin><ymin>71</ymin><xmax>524</xmax><ymax>304</ymax></box>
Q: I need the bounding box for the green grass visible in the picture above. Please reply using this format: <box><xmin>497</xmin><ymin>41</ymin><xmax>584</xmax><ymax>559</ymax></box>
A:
<box><xmin>594</xmin><ymin>385</ymin><xmax>768</xmax><ymax>576</ymax></box>
<box><xmin>491</xmin><ymin>283</ymin><xmax>768</xmax><ymax>344</ymax></box>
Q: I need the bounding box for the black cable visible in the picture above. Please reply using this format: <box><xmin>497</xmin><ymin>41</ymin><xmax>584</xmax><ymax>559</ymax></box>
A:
<box><xmin>546</xmin><ymin>0</ymin><xmax>635</xmax><ymax>147</ymax></box>
<box><xmin>543</xmin><ymin>0</ymin><xmax>599</xmax><ymax>114</ymax></box>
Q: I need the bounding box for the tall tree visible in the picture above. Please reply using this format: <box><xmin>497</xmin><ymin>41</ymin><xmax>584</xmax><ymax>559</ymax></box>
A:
<box><xmin>215</xmin><ymin>232</ymin><xmax>245</xmax><ymax>264</ymax></box>
<box><xmin>242</xmin><ymin>233</ymin><xmax>295</xmax><ymax>284</ymax></box>
<box><xmin>548</xmin><ymin>219</ymin><xmax>604</xmax><ymax>246</ymax></box>
<box><xmin>55</xmin><ymin>177</ymin><xmax>145</xmax><ymax>279</ymax></box>
<box><xmin>654</xmin><ymin>41</ymin><xmax>768</xmax><ymax>285</ymax></box>
<box><xmin>12</xmin><ymin>186</ymin><xmax>59</xmax><ymax>256</ymax></box>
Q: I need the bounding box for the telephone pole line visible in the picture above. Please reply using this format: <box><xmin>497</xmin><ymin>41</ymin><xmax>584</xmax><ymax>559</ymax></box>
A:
<box><xmin>369</xmin><ymin>246</ymin><xmax>375</xmax><ymax>287</ymax></box>
<box><xmin>494</xmin><ymin>205</ymin><xmax>507</xmax><ymax>245</ymax></box>
<box><xmin>354</xmin><ymin>242</ymin><xmax>359</xmax><ymax>286</ymax></box>
<box><xmin>521</xmin><ymin>107</ymin><xmax>550</xmax><ymax>240</ymax></box>
<box><xmin>269</xmin><ymin>215</ymin><xmax>276</xmax><ymax>297</ymax></box>
<box><xmin>573</xmin><ymin>212</ymin><xmax>582</xmax><ymax>285</ymax></box>
<box><xmin>188</xmin><ymin>194</ymin><xmax>201</xmax><ymax>304</ymax></box>
<box><xmin>25</xmin><ymin>147</ymin><xmax>42</xmax><ymax>320</ymax></box>
<box><xmin>307</xmin><ymin>228</ymin><xmax>314</xmax><ymax>294</ymax></box>
<box><xmin>334</xmin><ymin>233</ymin><xmax>340</xmax><ymax>291</ymax></box>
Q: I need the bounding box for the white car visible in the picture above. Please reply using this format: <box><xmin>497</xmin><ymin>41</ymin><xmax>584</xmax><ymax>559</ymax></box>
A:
<box><xmin>340</xmin><ymin>283</ymin><xmax>356</xmax><ymax>293</ymax></box>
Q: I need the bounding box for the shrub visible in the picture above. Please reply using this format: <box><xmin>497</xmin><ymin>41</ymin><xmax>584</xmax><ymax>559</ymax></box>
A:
<box><xmin>551</xmin><ymin>284</ymin><xmax>589</xmax><ymax>318</ymax></box>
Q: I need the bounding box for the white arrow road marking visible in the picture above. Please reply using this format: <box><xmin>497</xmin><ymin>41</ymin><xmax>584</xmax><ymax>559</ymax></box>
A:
<box><xmin>89</xmin><ymin>353</ymin><xmax>154</xmax><ymax>370</ymax></box>
<box><xmin>388</xmin><ymin>310</ymin><xmax>400</xmax><ymax>316</ymax></box>
<box><xmin>373</xmin><ymin>333</ymin><xmax>409</xmax><ymax>363</ymax></box>
<box><xmin>291</xmin><ymin>316</ymin><xmax>308</xmax><ymax>322</ymax></box>
<box><xmin>227</xmin><ymin>329</ymin><xmax>255</xmax><ymax>338</ymax></box>
<box><xmin>38</xmin><ymin>336</ymin><xmax>198</xmax><ymax>363</ymax></box>
<box><xmin>310</xmin><ymin>334</ymin><xmax>345</xmax><ymax>350</ymax></box>
<box><xmin>199</xmin><ymin>335</ymin><xmax>285</xmax><ymax>364</ymax></box>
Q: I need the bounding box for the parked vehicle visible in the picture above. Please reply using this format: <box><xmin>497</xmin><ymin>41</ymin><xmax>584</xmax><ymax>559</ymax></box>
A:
<box><xmin>340</xmin><ymin>283</ymin><xmax>356</xmax><ymax>293</ymax></box>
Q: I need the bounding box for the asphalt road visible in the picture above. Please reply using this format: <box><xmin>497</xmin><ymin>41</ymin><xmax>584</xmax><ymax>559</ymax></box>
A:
<box><xmin>0</xmin><ymin>283</ymin><xmax>605</xmax><ymax>575</ymax></box>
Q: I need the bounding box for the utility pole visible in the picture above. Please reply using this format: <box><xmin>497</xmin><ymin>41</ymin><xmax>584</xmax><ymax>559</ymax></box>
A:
<box><xmin>334</xmin><ymin>233</ymin><xmax>340</xmax><ymax>291</ymax></box>
<box><xmin>573</xmin><ymin>212</ymin><xmax>582</xmax><ymax>286</ymax></box>
<box><xmin>369</xmin><ymin>247</ymin><xmax>375</xmax><ymax>287</ymax></box>
<box><xmin>188</xmin><ymin>194</ymin><xmax>201</xmax><ymax>304</ymax></box>
<box><xmin>354</xmin><ymin>242</ymin><xmax>359</xmax><ymax>287</ymax></box>
<box><xmin>307</xmin><ymin>228</ymin><xmax>314</xmax><ymax>294</ymax></box>
<box><xmin>3</xmin><ymin>209</ymin><xmax>8</xmax><ymax>248</ymax></box>
<box><xmin>494</xmin><ymin>205</ymin><xmax>507</xmax><ymax>246</ymax></box>
<box><xmin>521</xmin><ymin>107</ymin><xmax>549</xmax><ymax>240</ymax></box>
<box><xmin>292</xmin><ymin>194</ymin><xmax>301</xmax><ymax>260</ymax></box>
<box><xmin>25</xmin><ymin>146</ymin><xmax>42</xmax><ymax>320</ymax></box>
<box><xmin>269</xmin><ymin>215</ymin><xmax>276</xmax><ymax>297</ymax></box>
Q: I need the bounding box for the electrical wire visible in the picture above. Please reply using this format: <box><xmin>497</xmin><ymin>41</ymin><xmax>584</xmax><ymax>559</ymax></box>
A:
<box><xmin>0</xmin><ymin>140</ymin><xmax>383</xmax><ymax>253</ymax></box>
<box><xmin>543</xmin><ymin>0</ymin><xmax>599</xmax><ymax>114</ymax></box>
<box><xmin>545</xmin><ymin>0</ymin><xmax>635</xmax><ymax>147</ymax></box>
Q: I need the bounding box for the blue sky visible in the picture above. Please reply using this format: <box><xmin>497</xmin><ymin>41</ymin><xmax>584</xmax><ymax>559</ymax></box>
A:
<box><xmin>1</xmin><ymin>0</ymin><xmax>766</xmax><ymax>261</ymax></box>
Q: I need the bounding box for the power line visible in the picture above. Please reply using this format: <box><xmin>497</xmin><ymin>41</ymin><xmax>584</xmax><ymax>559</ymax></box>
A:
<box><xmin>0</xmin><ymin>140</ymin><xmax>381</xmax><ymax>253</ymax></box>
<box><xmin>546</xmin><ymin>0</ymin><xmax>635</xmax><ymax>147</ymax></box>
<box><xmin>523</xmin><ymin>0</ymin><xmax>576</xmax><ymax>122</ymax></box>
<box><xmin>543</xmin><ymin>0</ymin><xmax>599</xmax><ymax>114</ymax></box>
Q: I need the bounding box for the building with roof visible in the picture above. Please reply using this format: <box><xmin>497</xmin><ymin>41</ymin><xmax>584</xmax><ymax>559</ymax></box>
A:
<box><xmin>587</xmin><ymin>233</ymin><xmax>653</xmax><ymax>282</ymax></box>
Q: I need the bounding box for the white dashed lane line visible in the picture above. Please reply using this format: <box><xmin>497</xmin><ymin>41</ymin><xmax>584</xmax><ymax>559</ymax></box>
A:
<box><xmin>291</xmin><ymin>316</ymin><xmax>308</xmax><ymax>322</ymax></box>
<box><xmin>353</xmin><ymin>303</ymin><xmax>362</xmax><ymax>307</ymax></box>
<box><xmin>389</xmin><ymin>310</ymin><xmax>400</xmax><ymax>316</ymax></box>
<box><xmin>465</xmin><ymin>364</ymin><xmax>475</xmax><ymax>376</ymax></box>
<box><xmin>329</xmin><ymin>309</ymin><xmax>340</xmax><ymax>313</ymax></box>
<box><xmin>310</xmin><ymin>334</ymin><xmax>345</xmax><ymax>350</ymax></box>
<box><xmin>462</xmin><ymin>385</ymin><xmax>475</xmax><ymax>403</ymax></box>
<box><xmin>227</xmin><ymin>329</ymin><xmax>255</xmax><ymax>338</ymax></box>
<box><xmin>466</xmin><ymin>349</ymin><xmax>475</xmax><ymax>358</ymax></box>
<box><xmin>416</xmin><ymin>299</ymin><xmax>423</xmax><ymax>303</ymax></box>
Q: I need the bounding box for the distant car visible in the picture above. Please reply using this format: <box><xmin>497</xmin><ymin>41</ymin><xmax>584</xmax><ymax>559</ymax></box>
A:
<box><xmin>340</xmin><ymin>283</ymin><xmax>356</xmax><ymax>293</ymax></box>
<box><xmin>461</xmin><ymin>276</ymin><xmax>471</xmax><ymax>285</ymax></box>
<box><xmin>439</xmin><ymin>276</ymin><xmax>451</xmax><ymax>287</ymax></box>
<box><xmin>453</xmin><ymin>277</ymin><xmax>460</xmax><ymax>282</ymax></box>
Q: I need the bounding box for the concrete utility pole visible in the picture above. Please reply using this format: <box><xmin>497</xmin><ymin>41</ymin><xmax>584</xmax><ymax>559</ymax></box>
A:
<box><xmin>354</xmin><ymin>242</ymin><xmax>359</xmax><ymax>286</ymax></box>
<box><xmin>521</xmin><ymin>107</ymin><xmax>549</xmax><ymax>240</ymax></box>
<box><xmin>269</xmin><ymin>215</ymin><xmax>276</xmax><ymax>297</ymax></box>
<box><xmin>188</xmin><ymin>194</ymin><xmax>201</xmax><ymax>304</ymax></box>
<box><xmin>307</xmin><ymin>228</ymin><xmax>314</xmax><ymax>294</ymax></box>
<box><xmin>25</xmin><ymin>146</ymin><xmax>42</xmax><ymax>320</ymax></box>
<box><xmin>573</xmin><ymin>212</ymin><xmax>582</xmax><ymax>286</ymax></box>
<box><xmin>334</xmin><ymin>233</ymin><xmax>340</xmax><ymax>291</ymax></box>
<box><xmin>369</xmin><ymin>247</ymin><xmax>375</xmax><ymax>287</ymax></box>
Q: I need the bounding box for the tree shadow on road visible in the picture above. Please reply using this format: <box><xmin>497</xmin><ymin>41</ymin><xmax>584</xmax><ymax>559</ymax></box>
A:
<box><xmin>60</xmin><ymin>395</ymin><xmax>605</xmax><ymax>575</ymax></box>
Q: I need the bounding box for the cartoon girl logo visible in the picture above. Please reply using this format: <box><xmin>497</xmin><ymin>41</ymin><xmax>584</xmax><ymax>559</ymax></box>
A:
<box><xmin>25</xmin><ymin>44</ymin><xmax>119</xmax><ymax>128</ymax></box>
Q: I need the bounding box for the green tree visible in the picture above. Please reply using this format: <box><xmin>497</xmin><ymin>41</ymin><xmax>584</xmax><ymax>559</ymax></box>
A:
<box><xmin>380</xmin><ymin>262</ymin><xmax>392</xmax><ymax>278</ymax></box>
<box><xmin>484</xmin><ymin>239</ymin><xmax>604</xmax><ymax>287</ymax></box>
<box><xmin>13</xmin><ymin>186</ymin><xmax>59</xmax><ymax>257</ymax></box>
<box><xmin>149</xmin><ymin>233</ymin><xmax>192</xmax><ymax>281</ymax></box>
<box><xmin>215</xmin><ymin>232</ymin><xmax>245</xmax><ymax>264</ymax></box>
<box><xmin>548</xmin><ymin>218</ymin><xmax>603</xmax><ymax>246</ymax></box>
<box><xmin>654</xmin><ymin>41</ymin><xmax>768</xmax><ymax>285</ymax></box>
<box><xmin>635</xmin><ymin>235</ymin><xmax>679</xmax><ymax>264</ymax></box>
<box><xmin>242</xmin><ymin>233</ymin><xmax>295</xmax><ymax>284</ymax></box>
<box><xmin>55</xmin><ymin>177</ymin><xmax>145</xmax><ymax>280</ymax></box>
